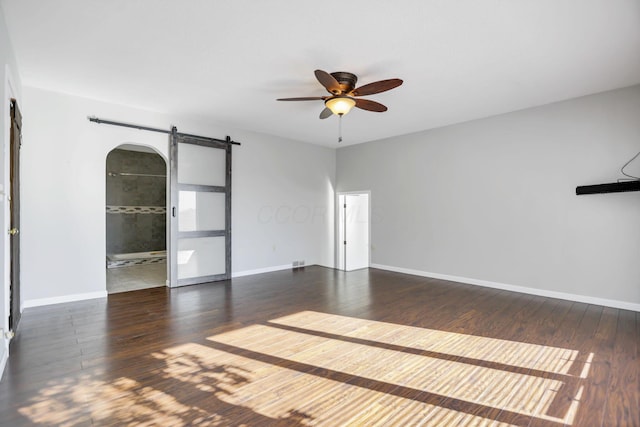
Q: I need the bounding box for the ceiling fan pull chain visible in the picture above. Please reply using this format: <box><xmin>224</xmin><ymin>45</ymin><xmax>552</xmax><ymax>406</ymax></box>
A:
<box><xmin>338</xmin><ymin>114</ymin><xmax>343</xmax><ymax>143</ymax></box>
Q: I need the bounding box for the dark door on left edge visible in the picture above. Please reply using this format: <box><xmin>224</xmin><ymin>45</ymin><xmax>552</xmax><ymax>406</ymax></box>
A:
<box><xmin>9</xmin><ymin>99</ymin><xmax>22</xmax><ymax>333</ymax></box>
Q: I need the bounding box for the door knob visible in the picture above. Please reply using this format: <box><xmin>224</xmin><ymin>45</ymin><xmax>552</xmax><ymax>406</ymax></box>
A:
<box><xmin>8</xmin><ymin>228</ymin><xmax>18</xmax><ymax>235</ymax></box>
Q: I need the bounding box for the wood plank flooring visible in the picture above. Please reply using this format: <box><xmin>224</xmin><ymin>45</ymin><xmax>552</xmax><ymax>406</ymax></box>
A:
<box><xmin>0</xmin><ymin>266</ymin><xmax>637</xmax><ymax>426</ymax></box>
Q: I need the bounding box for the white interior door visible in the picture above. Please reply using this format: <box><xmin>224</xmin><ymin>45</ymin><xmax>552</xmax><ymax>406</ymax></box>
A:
<box><xmin>338</xmin><ymin>192</ymin><xmax>370</xmax><ymax>271</ymax></box>
<box><xmin>169</xmin><ymin>131</ymin><xmax>231</xmax><ymax>286</ymax></box>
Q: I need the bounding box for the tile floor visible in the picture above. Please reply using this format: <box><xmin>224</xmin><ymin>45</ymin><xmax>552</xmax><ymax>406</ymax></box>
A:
<box><xmin>106</xmin><ymin>262</ymin><xmax>167</xmax><ymax>294</ymax></box>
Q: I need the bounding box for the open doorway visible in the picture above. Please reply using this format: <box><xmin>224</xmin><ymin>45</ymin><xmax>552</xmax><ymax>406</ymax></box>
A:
<box><xmin>337</xmin><ymin>191</ymin><xmax>370</xmax><ymax>271</ymax></box>
<box><xmin>105</xmin><ymin>145</ymin><xmax>167</xmax><ymax>293</ymax></box>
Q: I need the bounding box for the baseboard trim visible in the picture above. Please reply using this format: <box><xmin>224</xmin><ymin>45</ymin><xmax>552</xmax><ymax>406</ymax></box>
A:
<box><xmin>315</xmin><ymin>263</ymin><xmax>334</xmax><ymax>270</ymax></box>
<box><xmin>232</xmin><ymin>264</ymin><xmax>295</xmax><ymax>278</ymax></box>
<box><xmin>231</xmin><ymin>263</ymin><xmax>334</xmax><ymax>278</ymax></box>
<box><xmin>21</xmin><ymin>264</ymin><xmax>317</xmax><ymax>308</ymax></box>
<box><xmin>0</xmin><ymin>342</ymin><xmax>7</xmax><ymax>381</ymax></box>
<box><xmin>371</xmin><ymin>263</ymin><xmax>640</xmax><ymax>312</ymax></box>
<box><xmin>23</xmin><ymin>291</ymin><xmax>108</xmax><ymax>309</ymax></box>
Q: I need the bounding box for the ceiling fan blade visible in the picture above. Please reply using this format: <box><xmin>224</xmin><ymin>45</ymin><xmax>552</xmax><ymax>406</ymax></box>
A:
<box><xmin>277</xmin><ymin>97</ymin><xmax>325</xmax><ymax>101</ymax></box>
<box><xmin>355</xmin><ymin>98</ymin><xmax>388</xmax><ymax>112</ymax></box>
<box><xmin>319</xmin><ymin>107</ymin><xmax>333</xmax><ymax>119</ymax></box>
<box><xmin>352</xmin><ymin>79</ymin><xmax>403</xmax><ymax>97</ymax></box>
<box><xmin>315</xmin><ymin>69</ymin><xmax>342</xmax><ymax>95</ymax></box>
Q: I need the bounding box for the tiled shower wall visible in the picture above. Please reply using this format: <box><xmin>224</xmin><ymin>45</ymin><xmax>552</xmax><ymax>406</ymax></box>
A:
<box><xmin>106</xmin><ymin>148</ymin><xmax>166</xmax><ymax>255</ymax></box>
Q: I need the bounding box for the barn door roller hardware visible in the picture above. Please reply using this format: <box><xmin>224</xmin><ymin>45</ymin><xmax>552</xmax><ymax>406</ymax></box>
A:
<box><xmin>87</xmin><ymin>116</ymin><xmax>241</xmax><ymax>145</ymax></box>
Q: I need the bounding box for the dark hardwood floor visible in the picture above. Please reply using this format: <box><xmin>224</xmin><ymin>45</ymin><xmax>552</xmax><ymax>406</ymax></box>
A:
<box><xmin>0</xmin><ymin>266</ymin><xmax>637</xmax><ymax>426</ymax></box>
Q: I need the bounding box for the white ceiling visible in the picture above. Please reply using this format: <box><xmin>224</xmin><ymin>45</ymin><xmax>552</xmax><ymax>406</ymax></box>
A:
<box><xmin>2</xmin><ymin>0</ymin><xmax>640</xmax><ymax>147</ymax></box>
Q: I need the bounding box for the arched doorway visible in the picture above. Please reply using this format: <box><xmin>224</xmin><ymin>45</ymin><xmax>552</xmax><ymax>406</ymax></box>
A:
<box><xmin>105</xmin><ymin>144</ymin><xmax>168</xmax><ymax>293</ymax></box>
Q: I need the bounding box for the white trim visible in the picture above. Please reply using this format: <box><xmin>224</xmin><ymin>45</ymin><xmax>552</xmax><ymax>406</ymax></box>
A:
<box><xmin>232</xmin><ymin>264</ymin><xmax>295</xmax><ymax>278</ymax></box>
<box><xmin>22</xmin><ymin>263</ymin><xmax>318</xmax><ymax>306</ymax></box>
<box><xmin>22</xmin><ymin>291</ymin><xmax>107</xmax><ymax>309</ymax></box>
<box><xmin>0</xmin><ymin>339</ymin><xmax>7</xmax><ymax>379</ymax></box>
<box><xmin>371</xmin><ymin>263</ymin><xmax>640</xmax><ymax>312</ymax></box>
<box><xmin>104</xmin><ymin>144</ymin><xmax>169</xmax><ymax>293</ymax></box>
<box><xmin>315</xmin><ymin>263</ymin><xmax>333</xmax><ymax>269</ymax></box>
<box><xmin>336</xmin><ymin>190</ymin><xmax>371</xmax><ymax>271</ymax></box>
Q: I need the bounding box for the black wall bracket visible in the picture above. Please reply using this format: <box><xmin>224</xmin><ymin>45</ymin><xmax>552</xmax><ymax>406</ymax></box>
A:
<box><xmin>576</xmin><ymin>180</ymin><xmax>640</xmax><ymax>195</ymax></box>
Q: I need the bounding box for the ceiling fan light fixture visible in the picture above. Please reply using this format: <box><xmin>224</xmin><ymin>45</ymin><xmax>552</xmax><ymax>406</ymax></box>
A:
<box><xmin>325</xmin><ymin>96</ymin><xmax>356</xmax><ymax>116</ymax></box>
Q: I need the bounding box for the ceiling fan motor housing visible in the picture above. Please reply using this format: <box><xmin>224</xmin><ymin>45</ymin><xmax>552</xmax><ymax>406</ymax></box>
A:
<box><xmin>330</xmin><ymin>72</ymin><xmax>358</xmax><ymax>94</ymax></box>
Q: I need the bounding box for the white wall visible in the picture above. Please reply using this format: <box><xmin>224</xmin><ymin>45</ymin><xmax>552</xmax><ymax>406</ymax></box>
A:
<box><xmin>0</xmin><ymin>3</ymin><xmax>22</xmax><ymax>373</ymax></box>
<box><xmin>14</xmin><ymin>79</ymin><xmax>640</xmax><ymax>311</ymax></box>
<box><xmin>337</xmin><ymin>85</ymin><xmax>640</xmax><ymax>308</ymax></box>
<box><xmin>232</xmin><ymin>131</ymin><xmax>336</xmax><ymax>275</ymax></box>
<box><xmin>20</xmin><ymin>87</ymin><xmax>335</xmax><ymax>306</ymax></box>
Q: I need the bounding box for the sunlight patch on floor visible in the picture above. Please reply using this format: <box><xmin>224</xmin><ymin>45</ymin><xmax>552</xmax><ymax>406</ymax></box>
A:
<box><xmin>205</xmin><ymin>311</ymin><xmax>586</xmax><ymax>425</ymax></box>
<box><xmin>18</xmin><ymin>311</ymin><xmax>587</xmax><ymax>426</ymax></box>
<box><xmin>18</xmin><ymin>374</ymin><xmax>221</xmax><ymax>426</ymax></box>
<box><xmin>158</xmin><ymin>342</ymin><xmax>518</xmax><ymax>426</ymax></box>
<box><xmin>269</xmin><ymin>311</ymin><xmax>579</xmax><ymax>375</ymax></box>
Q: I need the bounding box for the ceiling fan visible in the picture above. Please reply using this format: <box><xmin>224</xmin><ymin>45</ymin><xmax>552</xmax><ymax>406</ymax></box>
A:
<box><xmin>277</xmin><ymin>70</ymin><xmax>403</xmax><ymax>119</ymax></box>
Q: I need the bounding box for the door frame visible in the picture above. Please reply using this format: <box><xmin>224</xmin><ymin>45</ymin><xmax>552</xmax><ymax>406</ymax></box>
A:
<box><xmin>104</xmin><ymin>144</ymin><xmax>170</xmax><ymax>292</ymax></box>
<box><xmin>3</xmin><ymin>67</ymin><xmax>19</xmax><ymax>344</ymax></box>
<box><xmin>335</xmin><ymin>190</ymin><xmax>371</xmax><ymax>271</ymax></box>
<box><xmin>8</xmin><ymin>99</ymin><xmax>21</xmax><ymax>332</ymax></box>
